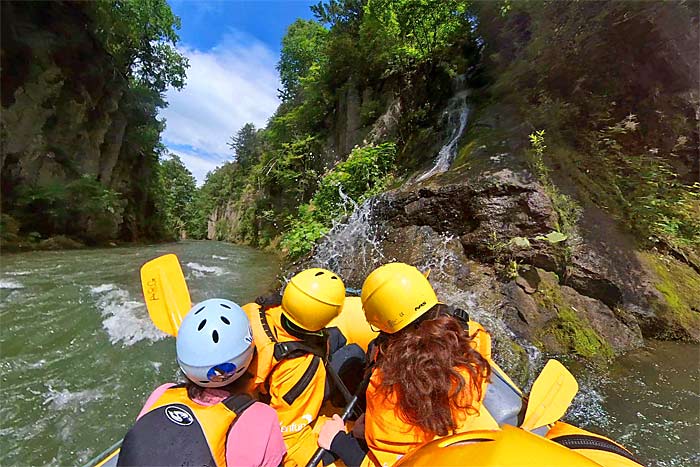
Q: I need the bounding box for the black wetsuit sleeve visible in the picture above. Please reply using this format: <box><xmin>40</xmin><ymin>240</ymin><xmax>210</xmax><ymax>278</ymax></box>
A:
<box><xmin>329</xmin><ymin>432</ymin><xmax>367</xmax><ymax>467</ymax></box>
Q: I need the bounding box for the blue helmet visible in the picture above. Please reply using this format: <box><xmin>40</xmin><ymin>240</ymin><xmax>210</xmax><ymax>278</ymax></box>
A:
<box><xmin>176</xmin><ymin>299</ymin><xmax>254</xmax><ymax>388</ymax></box>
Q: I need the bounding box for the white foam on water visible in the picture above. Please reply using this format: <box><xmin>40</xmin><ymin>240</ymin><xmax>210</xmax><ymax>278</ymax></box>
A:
<box><xmin>89</xmin><ymin>283</ymin><xmax>116</xmax><ymax>294</ymax></box>
<box><xmin>4</xmin><ymin>270</ymin><xmax>31</xmax><ymax>276</ymax></box>
<box><xmin>90</xmin><ymin>283</ymin><xmax>165</xmax><ymax>346</ymax></box>
<box><xmin>212</xmin><ymin>255</ymin><xmax>229</xmax><ymax>260</ymax></box>
<box><xmin>28</xmin><ymin>359</ymin><xmax>46</xmax><ymax>369</ymax></box>
<box><xmin>185</xmin><ymin>262</ymin><xmax>225</xmax><ymax>278</ymax></box>
<box><xmin>566</xmin><ymin>372</ymin><xmax>611</xmax><ymax>427</ymax></box>
<box><xmin>0</xmin><ymin>279</ymin><xmax>24</xmax><ymax>289</ymax></box>
<box><xmin>43</xmin><ymin>385</ymin><xmax>105</xmax><ymax>411</ymax></box>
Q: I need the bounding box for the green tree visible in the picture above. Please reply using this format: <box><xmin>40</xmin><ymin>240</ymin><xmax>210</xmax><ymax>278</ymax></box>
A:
<box><xmin>229</xmin><ymin>123</ymin><xmax>262</xmax><ymax>170</ymax></box>
<box><xmin>160</xmin><ymin>154</ymin><xmax>198</xmax><ymax>237</ymax></box>
<box><xmin>362</xmin><ymin>0</ymin><xmax>471</xmax><ymax>69</ymax></box>
<box><xmin>277</xmin><ymin>19</ymin><xmax>329</xmax><ymax>101</ymax></box>
<box><xmin>90</xmin><ymin>0</ymin><xmax>189</xmax><ymax>92</ymax></box>
<box><xmin>312</xmin><ymin>0</ymin><xmax>364</xmax><ymax>32</ymax></box>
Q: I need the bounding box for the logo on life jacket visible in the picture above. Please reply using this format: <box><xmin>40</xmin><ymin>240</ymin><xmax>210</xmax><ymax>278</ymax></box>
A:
<box><xmin>165</xmin><ymin>405</ymin><xmax>193</xmax><ymax>426</ymax></box>
<box><xmin>280</xmin><ymin>413</ymin><xmax>313</xmax><ymax>433</ymax></box>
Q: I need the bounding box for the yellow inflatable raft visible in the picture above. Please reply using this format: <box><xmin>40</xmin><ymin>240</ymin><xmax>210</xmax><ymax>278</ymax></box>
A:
<box><xmin>396</xmin><ymin>424</ymin><xmax>643</xmax><ymax>467</ymax></box>
<box><xmin>85</xmin><ymin>297</ymin><xmax>644</xmax><ymax>467</ymax></box>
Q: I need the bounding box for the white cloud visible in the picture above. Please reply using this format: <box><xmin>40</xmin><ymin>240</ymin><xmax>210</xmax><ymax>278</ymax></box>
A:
<box><xmin>160</xmin><ymin>30</ymin><xmax>280</xmax><ymax>182</ymax></box>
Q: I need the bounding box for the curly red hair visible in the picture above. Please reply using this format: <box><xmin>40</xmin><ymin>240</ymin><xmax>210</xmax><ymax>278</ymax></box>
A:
<box><xmin>375</xmin><ymin>305</ymin><xmax>491</xmax><ymax>438</ymax></box>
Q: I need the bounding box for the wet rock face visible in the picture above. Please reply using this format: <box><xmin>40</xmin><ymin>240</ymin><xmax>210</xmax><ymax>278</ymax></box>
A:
<box><xmin>304</xmin><ymin>139</ymin><xmax>700</xmax><ymax>379</ymax></box>
<box><xmin>375</xmin><ymin>165</ymin><xmax>559</xmax><ymax>256</ymax></box>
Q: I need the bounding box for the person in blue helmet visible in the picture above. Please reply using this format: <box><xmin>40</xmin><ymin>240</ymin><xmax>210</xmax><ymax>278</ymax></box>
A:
<box><xmin>117</xmin><ymin>299</ymin><xmax>286</xmax><ymax>467</ymax></box>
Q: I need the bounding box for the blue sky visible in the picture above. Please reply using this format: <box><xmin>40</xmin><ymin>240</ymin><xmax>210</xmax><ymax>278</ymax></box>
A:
<box><xmin>161</xmin><ymin>1</ymin><xmax>316</xmax><ymax>184</ymax></box>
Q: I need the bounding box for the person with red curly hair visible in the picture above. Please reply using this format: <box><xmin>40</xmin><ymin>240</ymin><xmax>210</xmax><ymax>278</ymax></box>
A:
<box><xmin>317</xmin><ymin>263</ymin><xmax>501</xmax><ymax>467</ymax></box>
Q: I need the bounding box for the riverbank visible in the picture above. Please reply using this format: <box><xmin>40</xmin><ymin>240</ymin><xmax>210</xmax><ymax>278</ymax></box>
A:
<box><xmin>0</xmin><ymin>233</ymin><xmax>179</xmax><ymax>253</ymax></box>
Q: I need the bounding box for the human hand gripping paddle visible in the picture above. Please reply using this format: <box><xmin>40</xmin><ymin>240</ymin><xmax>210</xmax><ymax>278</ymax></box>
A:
<box><xmin>305</xmin><ymin>371</ymin><xmax>372</xmax><ymax>467</ymax></box>
<box><xmin>140</xmin><ymin>254</ymin><xmax>191</xmax><ymax>336</ymax></box>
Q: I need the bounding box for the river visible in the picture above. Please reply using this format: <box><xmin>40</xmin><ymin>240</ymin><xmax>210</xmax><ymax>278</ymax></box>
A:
<box><xmin>1</xmin><ymin>241</ymin><xmax>698</xmax><ymax>466</ymax></box>
<box><xmin>0</xmin><ymin>241</ymin><xmax>280</xmax><ymax>466</ymax></box>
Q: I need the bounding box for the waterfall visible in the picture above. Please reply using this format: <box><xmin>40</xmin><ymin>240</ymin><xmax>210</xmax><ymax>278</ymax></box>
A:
<box><xmin>417</xmin><ymin>76</ymin><xmax>470</xmax><ymax>181</ymax></box>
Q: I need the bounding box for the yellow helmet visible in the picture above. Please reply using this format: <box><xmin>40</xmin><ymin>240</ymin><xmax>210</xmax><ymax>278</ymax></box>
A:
<box><xmin>361</xmin><ymin>263</ymin><xmax>438</xmax><ymax>334</ymax></box>
<box><xmin>282</xmin><ymin>268</ymin><xmax>346</xmax><ymax>331</ymax></box>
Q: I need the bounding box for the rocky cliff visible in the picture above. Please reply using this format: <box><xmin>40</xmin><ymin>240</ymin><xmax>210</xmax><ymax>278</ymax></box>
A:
<box><xmin>301</xmin><ymin>94</ymin><xmax>698</xmax><ymax>382</ymax></box>
<box><xmin>1</xmin><ymin>2</ymin><xmax>166</xmax><ymax>246</ymax></box>
<box><xmin>201</xmin><ymin>2</ymin><xmax>699</xmax><ymax>378</ymax></box>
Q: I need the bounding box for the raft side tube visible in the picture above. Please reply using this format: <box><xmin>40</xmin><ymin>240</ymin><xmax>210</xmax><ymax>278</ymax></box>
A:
<box><xmin>81</xmin><ymin>441</ymin><xmax>120</xmax><ymax>467</ymax></box>
<box><xmin>395</xmin><ymin>425</ymin><xmax>603</xmax><ymax>467</ymax></box>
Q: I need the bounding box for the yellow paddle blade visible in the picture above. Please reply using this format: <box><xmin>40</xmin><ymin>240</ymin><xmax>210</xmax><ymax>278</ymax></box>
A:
<box><xmin>140</xmin><ymin>254</ymin><xmax>191</xmax><ymax>336</ymax></box>
<box><xmin>521</xmin><ymin>359</ymin><xmax>579</xmax><ymax>432</ymax></box>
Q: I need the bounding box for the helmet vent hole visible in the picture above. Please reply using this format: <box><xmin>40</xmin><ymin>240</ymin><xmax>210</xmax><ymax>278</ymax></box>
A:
<box><xmin>331</xmin><ymin>276</ymin><xmax>338</xmax><ymax>280</ymax></box>
<box><xmin>194</xmin><ymin>306</ymin><xmax>205</xmax><ymax>315</ymax></box>
<box><xmin>199</xmin><ymin>380</ymin><xmax>209</xmax><ymax>384</ymax></box>
<box><xmin>212</xmin><ymin>330</ymin><xmax>219</xmax><ymax>343</ymax></box>
<box><xmin>315</xmin><ymin>271</ymin><xmax>324</xmax><ymax>276</ymax></box>
<box><xmin>220</xmin><ymin>303</ymin><xmax>231</xmax><ymax>309</ymax></box>
<box><xmin>220</xmin><ymin>316</ymin><xmax>230</xmax><ymax>325</ymax></box>
<box><xmin>197</xmin><ymin>319</ymin><xmax>207</xmax><ymax>331</ymax></box>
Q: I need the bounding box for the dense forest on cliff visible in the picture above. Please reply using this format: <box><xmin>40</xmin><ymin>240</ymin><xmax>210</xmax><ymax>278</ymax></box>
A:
<box><xmin>1</xmin><ymin>0</ymin><xmax>189</xmax><ymax>247</ymax></box>
<box><xmin>190</xmin><ymin>0</ymin><xmax>698</xmax><ymax>264</ymax></box>
<box><xmin>182</xmin><ymin>0</ymin><xmax>699</xmax><ymax>360</ymax></box>
<box><xmin>2</xmin><ymin>0</ymin><xmax>698</xmax><ymax>358</ymax></box>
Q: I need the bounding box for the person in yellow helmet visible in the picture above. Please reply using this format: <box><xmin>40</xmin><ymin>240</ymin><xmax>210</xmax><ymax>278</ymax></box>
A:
<box><xmin>243</xmin><ymin>268</ymin><xmax>366</xmax><ymax>467</ymax></box>
<box><xmin>317</xmin><ymin>263</ymin><xmax>499</xmax><ymax>467</ymax></box>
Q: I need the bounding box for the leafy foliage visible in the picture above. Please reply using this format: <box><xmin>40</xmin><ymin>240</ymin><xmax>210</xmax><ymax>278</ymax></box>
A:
<box><xmin>478</xmin><ymin>1</ymin><xmax>699</xmax><ymax>252</ymax></box>
<box><xmin>527</xmin><ymin>130</ymin><xmax>581</xmax><ymax>237</ymax></box>
<box><xmin>159</xmin><ymin>155</ymin><xmax>198</xmax><ymax>237</ymax></box>
<box><xmin>14</xmin><ymin>176</ymin><xmax>125</xmax><ymax>243</ymax></box>
<box><xmin>586</xmin><ymin>116</ymin><xmax>700</xmax><ymax>249</ymax></box>
<box><xmin>277</xmin><ymin>20</ymin><xmax>329</xmax><ymax>101</ymax></box>
<box><xmin>229</xmin><ymin>123</ymin><xmax>263</xmax><ymax>171</ymax></box>
<box><xmin>90</xmin><ymin>0</ymin><xmax>189</xmax><ymax>92</ymax></box>
<box><xmin>281</xmin><ymin>142</ymin><xmax>396</xmax><ymax>257</ymax></box>
<box><xmin>361</xmin><ymin>0</ymin><xmax>471</xmax><ymax>70</ymax></box>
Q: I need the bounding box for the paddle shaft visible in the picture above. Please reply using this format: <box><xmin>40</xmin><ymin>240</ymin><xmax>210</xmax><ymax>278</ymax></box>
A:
<box><xmin>305</xmin><ymin>372</ymin><xmax>371</xmax><ymax>467</ymax></box>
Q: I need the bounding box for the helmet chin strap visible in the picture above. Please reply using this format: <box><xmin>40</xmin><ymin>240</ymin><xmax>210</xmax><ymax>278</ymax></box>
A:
<box><xmin>281</xmin><ymin>314</ymin><xmax>325</xmax><ymax>338</ymax></box>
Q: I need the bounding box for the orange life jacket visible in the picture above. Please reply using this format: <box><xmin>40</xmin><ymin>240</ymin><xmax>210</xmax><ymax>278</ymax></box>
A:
<box><xmin>117</xmin><ymin>385</ymin><xmax>253</xmax><ymax>467</ymax></box>
<box><xmin>242</xmin><ymin>303</ymin><xmax>328</xmax><ymax>467</ymax></box>
<box><xmin>364</xmin><ymin>321</ymin><xmax>500</xmax><ymax>467</ymax></box>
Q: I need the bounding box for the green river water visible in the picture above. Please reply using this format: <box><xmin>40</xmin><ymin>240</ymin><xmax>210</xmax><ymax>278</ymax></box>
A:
<box><xmin>0</xmin><ymin>241</ymin><xmax>698</xmax><ymax>466</ymax></box>
<box><xmin>0</xmin><ymin>241</ymin><xmax>280</xmax><ymax>466</ymax></box>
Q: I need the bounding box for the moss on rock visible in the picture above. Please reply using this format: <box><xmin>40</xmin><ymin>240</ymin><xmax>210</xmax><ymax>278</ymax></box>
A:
<box><xmin>533</xmin><ymin>270</ymin><xmax>614</xmax><ymax>358</ymax></box>
<box><xmin>642</xmin><ymin>252</ymin><xmax>700</xmax><ymax>341</ymax></box>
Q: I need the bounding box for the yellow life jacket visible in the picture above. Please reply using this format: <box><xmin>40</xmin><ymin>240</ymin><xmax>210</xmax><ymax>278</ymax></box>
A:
<box><xmin>242</xmin><ymin>303</ymin><xmax>329</xmax><ymax>467</ymax></box>
<box><xmin>117</xmin><ymin>385</ymin><xmax>254</xmax><ymax>467</ymax></box>
<box><xmin>242</xmin><ymin>303</ymin><xmax>327</xmax><ymax>389</ymax></box>
<box><xmin>327</xmin><ymin>296</ymin><xmax>380</xmax><ymax>352</ymax></box>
